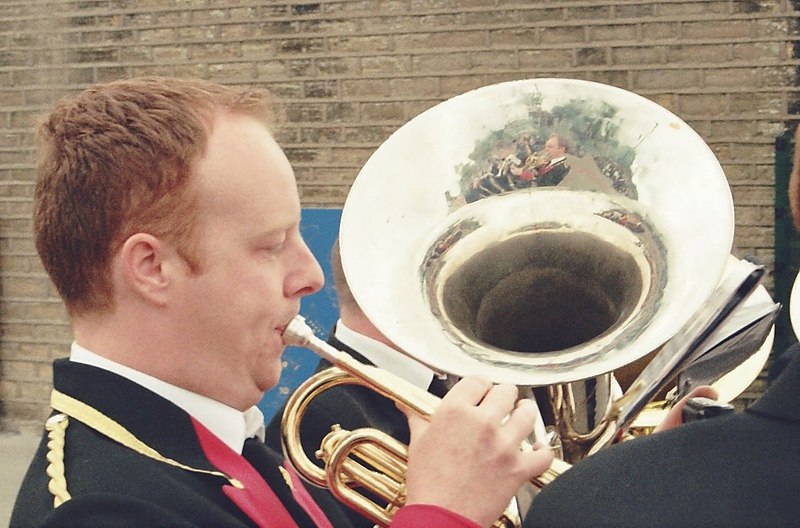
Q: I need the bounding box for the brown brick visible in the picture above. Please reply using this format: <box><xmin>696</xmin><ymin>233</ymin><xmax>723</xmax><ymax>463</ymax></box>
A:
<box><xmin>735</xmin><ymin>225</ymin><xmax>776</xmax><ymax>249</ymax></box>
<box><xmin>207</xmin><ymin>62</ymin><xmax>256</xmax><ymax>82</ymax></box>
<box><xmin>2</xmin><ymin>300</ymin><xmax>68</xmax><ymax>322</ymax></box>
<box><xmin>395</xmin><ymin>30</ymin><xmax>487</xmax><ymax>50</ymax></box>
<box><xmin>2</xmin><ymin>275</ymin><xmax>52</xmax><ymax>298</ymax></box>
<box><xmin>611</xmin><ymin>46</ymin><xmax>666</xmax><ymax>66</ymax></box>
<box><xmin>640</xmin><ymin>22</ymin><xmax>682</xmax><ymax>39</ymax></box>
<box><xmin>3</xmin><ymin>400</ymin><xmax>48</xmax><ymax>422</ymax></box>
<box><xmin>16</xmin><ymin>380</ymin><xmax>52</xmax><ymax>403</ymax></box>
<box><xmin>342</xmin><ymin>125</ymin><xmax>397</xmax><ymax>144</ymax></box>
<box><xmin>328</xmin><ymin>146</ymin><xmax>374</xmax><ymax>165</ymax></box>
<box><xmin>539</xmin><ymin>25</ymin><xmax>586</xmax><ymax>45</ymax></box>
<box><xmin>633</xmin><ymin>68</ymin><xmax>702</xmax><ymax>90</ymax></box>
<box><xmin>139</xmin><ymin>27</ymin><xmax>176</xmax><ymax>42</ymax></box>
<box><xmin>682</xmin><ymin>19</ymin><xmax>754</xmax><ymax>40</ymax></box>
<box><xmin>614</xmin><ymin>4</ymin><xmax>656</xmax><ymax>17</ymax></box>
<box><xmin>361</xmin><ymin>55</ymin><xmax>412</xmax><ymax>75</ymax></box>
<box><xmin>315</xmin><ymin>57</ymin><xmax>360</xmax><ymax>76</ymax></box>
<box><xmin>389</xmin><ymin>77</ymin><xmax>440</xmax><ymax>97</ymax></box>
<box><xmin>737</xmin><ymin>204</ymin><xmax>778</xmax><ymax>225</ymax></box>
<box><xmin>295</xmin><ymin>18</ymin><xmax>360</xmax><ymax>35</ymax></box>
<box><xmin>729</xmin><ymin>91</ymin><xmax>783</xmax><ymax>114</ymax></box>
<box><xmin>328</xmin><ymin>35</ymin><xmax>392</xmax><ymax>54</ymax></box>
<box><xmin>587</xmin><ymin>23</ymin><xmax>639</xmax><ymax>42</ymax></box>
<box><xmin>341</xmin><ymin>79</ymin><xmax>390</xmax><ymax>98</ymax></box>
<box><xmin>732</xmin><ymin>184</ymin><xmax>775</xmax><ymax>206</ymax></box>
<box><xmin>360</xmin><ymin>101</ymin><xmax>405</xmax><ymax>121</ymax></box>
<box><xmin>265</xmin><ymin>81</ymin><xmax>305</xmax><ymax>99</ymax></box>
<box><xmin>678</xmin><ymin>93</ymin><xmax>730</xmax><ymax>116</ymax></box>
<box><xmin>284</xmin><ymin>102</ymin><xmax>326</xmax><ymax>122</ymax></box>
<box><xmin>411</xmin><ymin>53</ymin><xmax>471</xmax><ymax>73</ymax></box>
<box><xmin>704</xmin><ymin>67</ymin><xmax>762</xmax><ymax>89</ymax></box>
<box><xmin>489</xmin><ymin>28</ymin><xmax>539</xmax><ymax>47</ymax></box>
<box><xmin>566</xmin><ymin>5</ymin><xmax>613</xmax><ymax>20</ymax></box>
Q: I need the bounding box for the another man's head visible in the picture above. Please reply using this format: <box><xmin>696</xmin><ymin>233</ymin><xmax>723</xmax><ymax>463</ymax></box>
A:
<box><xmin>330</xmin><ymin>238</ymin><xmax>395</xmax><ymax>348</ymax></box>
<box><xmin>544</xmin><ymin>133</ymin><xmax>569</xmax><ymax>160</ymax></box>
<box><xmin>34</xmin><ymin>77</ymin><xmax>324</xmax><ymax>408</ymax></box>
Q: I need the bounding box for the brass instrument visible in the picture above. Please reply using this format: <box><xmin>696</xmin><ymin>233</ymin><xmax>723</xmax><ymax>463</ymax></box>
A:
<box><xmin>281</xmin><ymin>316</ymin><xmax>568</xmax><ymax>528</ymax></box>
<box><xmin>521</xmin><ymin>151</ymin><xmax>551</xmax><ymax>171</ymax></box>
<box><xmin>281</xmin><ymin>78</ymin><xmax>776</xmax><ymax>526</ymax></box>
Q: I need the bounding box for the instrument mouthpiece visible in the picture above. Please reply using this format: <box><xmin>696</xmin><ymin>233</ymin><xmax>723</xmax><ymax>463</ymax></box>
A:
<box><xmin>282</xmin><ymin>315</ymin><xmax>314</xmax><ymax>347</ymax></box>
<box><xmin>282</xmin><ymin>315</ymin><xmax>340</xmax><ymax>365</ymax></box>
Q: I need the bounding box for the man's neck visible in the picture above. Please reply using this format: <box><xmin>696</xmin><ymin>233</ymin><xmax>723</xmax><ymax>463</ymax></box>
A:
<box><xmin>69</xmin><ymin>342</ymin><xmax>263</xmax><ymax>453</ymax></box>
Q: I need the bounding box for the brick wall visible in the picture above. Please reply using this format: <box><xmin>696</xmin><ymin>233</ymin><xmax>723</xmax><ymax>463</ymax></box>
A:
<box><xmin>1</xmin><ymin>0</ymin><xmax>799</xmax><ymax>427</ymax></box>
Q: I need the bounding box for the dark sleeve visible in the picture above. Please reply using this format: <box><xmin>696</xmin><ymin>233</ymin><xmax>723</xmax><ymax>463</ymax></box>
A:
<box><xmin>522</xmin><ymin>410</ymin><xmax>800</xmax><ymax>528</ymax></box>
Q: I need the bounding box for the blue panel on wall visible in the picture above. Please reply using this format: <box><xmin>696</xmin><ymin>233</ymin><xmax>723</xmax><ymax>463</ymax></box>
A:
<box><xmin>258</xmin><ymin>208</ymin><xmax>343</xmax><ymax>421</ymax></box>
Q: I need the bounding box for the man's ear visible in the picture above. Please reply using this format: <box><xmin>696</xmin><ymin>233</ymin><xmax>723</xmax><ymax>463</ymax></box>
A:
<box><xmin>118</xmin><ymin>233</ymin><xmax>179</xmax><ymax>306</ymax></box>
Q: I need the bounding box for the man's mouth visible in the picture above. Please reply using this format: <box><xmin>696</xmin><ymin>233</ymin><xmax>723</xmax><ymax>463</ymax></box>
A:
<box><xmin>277</xmin><ymin>313</ymin><xmax>302</xmax><ymax>344</ymax></box>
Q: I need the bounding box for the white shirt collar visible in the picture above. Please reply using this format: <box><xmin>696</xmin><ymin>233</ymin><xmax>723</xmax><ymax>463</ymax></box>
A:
<box><xmin>69</xmin><ymin>342</ymin><xmax>264</xmax><ymax>454</ymax></box>
<box><xmin>334</xmin><ymin>321</ymin><xmax>436</xmax><ymax>390</ymax></box>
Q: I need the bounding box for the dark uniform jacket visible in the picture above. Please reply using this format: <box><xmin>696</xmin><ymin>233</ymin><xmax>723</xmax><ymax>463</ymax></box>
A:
<box><xmin>524</xmin><ymin>352</ymin><xmax>800</xmax><ymax>528</ymax></box>
<box><xmin>11</xmin><ymin>359</ymin><xmax>469</xmax><ymax>528</ymax></box>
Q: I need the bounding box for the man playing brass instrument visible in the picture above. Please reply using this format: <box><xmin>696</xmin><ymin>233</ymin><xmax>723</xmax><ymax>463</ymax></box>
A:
<box><xmin>11</xmin><ymin>76</ymin><xmax>554</xmax><ymax>528</ymax></box>
<box><xmin>466</xmin><ymin>133</ymin><xmax>571</xmax><ymax>203</ymax></box>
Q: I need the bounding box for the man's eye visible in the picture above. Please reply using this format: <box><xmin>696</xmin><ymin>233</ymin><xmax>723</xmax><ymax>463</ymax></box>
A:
<box><xmin>263</xmin><ymin>242</ymin><xmax>284</xmax><ymax>253</ymax></box>
<box><xmin>261</xmin><ymin>235</ymin><xmax>287</xmax><ymax>253</ymax></box>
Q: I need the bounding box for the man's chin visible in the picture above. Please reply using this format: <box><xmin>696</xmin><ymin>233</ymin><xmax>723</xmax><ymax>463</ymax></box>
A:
<box><xmin>256</xmin><ymin>364</ymin><xmax>283</xmax><ymax>394</ymax></box>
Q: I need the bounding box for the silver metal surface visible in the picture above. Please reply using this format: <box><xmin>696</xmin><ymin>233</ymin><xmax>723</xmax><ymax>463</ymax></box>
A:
<box><xmin>791</xmin><ymin>270</ymin><xmax>800</xmax><ymax>341</ymax></box>
<box><xmin>339</xmin><ymin>78</ymin><xmax>734</xmax><ymax>386</ymax></box>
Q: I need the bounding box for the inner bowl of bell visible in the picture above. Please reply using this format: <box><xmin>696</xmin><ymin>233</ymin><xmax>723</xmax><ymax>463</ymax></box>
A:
<box><xmin>444</xmin><ymin>230</ymin><xmax>643</xmax><ymax>354</ymax></box>
<box><xmin>419</xmin><ymin>189</ymin><xmax>665</xmax><ymax>369</ymax></box>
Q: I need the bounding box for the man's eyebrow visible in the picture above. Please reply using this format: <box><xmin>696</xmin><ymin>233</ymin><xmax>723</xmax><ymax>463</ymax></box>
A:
<box><xmin>252</xmin><ymin>221</ymin><xmax>297</xmax><ymax>240</ymax></box>
<box><xmin>251</xmin><ymin>228</ymin><xmax>284</xmax><ymax>241</ymax></box>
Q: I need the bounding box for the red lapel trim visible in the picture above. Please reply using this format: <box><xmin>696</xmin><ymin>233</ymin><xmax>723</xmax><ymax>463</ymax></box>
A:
<box><xmin>191</xmin><ymin>417</ymin><xmax>297</xmax><ymax>528</ymax></box>
<box><xmin>281</xmin><ymin>460</ymin><xmax>335</xmax><ymax>528</ymax></box>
